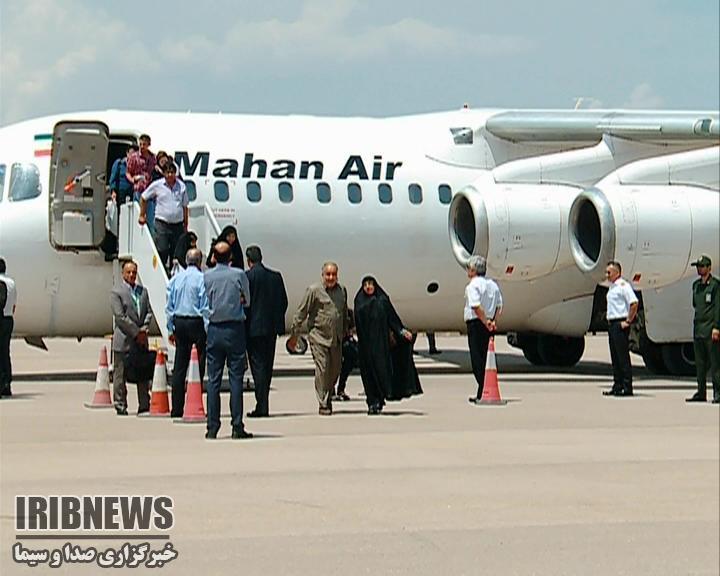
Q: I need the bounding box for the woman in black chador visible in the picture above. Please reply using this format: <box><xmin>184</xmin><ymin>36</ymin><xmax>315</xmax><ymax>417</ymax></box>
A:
<box><xmin>207</xmin><ymin>225</ymin><xmax>244</xmax><ymax>269</ymax></box>
<box><xmin>353</xmin><ymin>276</ymin><xmax>423</xmax><ymax>414</ymax></box>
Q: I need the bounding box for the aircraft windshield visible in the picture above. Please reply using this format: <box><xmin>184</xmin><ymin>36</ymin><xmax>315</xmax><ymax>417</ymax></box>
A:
<box><xmin>9</xmin><ymin>163</ymin><xmax>41</xmax><ymax>202</ymax></box>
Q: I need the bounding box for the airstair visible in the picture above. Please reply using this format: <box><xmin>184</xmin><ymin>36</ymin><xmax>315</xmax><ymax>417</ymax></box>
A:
<box><xmin>117</xmin><ymin>201</ymin><xmax>222</xmax><ymax>368</ymax></box>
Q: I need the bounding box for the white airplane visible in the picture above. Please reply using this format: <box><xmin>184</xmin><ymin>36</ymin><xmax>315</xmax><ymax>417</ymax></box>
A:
<box><xmin>0</xmin><ymin>108</ymin><xmax>717</xmax><ymax>375</ymax></box>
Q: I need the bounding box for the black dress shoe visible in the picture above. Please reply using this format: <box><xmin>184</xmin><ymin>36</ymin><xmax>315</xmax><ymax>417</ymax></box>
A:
<box><xmin>205</xmin><ymin>430</ymin><xmax>218</xmax><ymax>439</ymax></box>
<box><xmin>603</xmin><ymin>389</ymin><xmax>620</xmax><ymax>396</ymax></box>
<box><xmin>712</xmin><ymin>398</ymin><xmax>720</xmax><ymax>404</ymax></box>
<box><xmin>116</xmin><ymin>408</ymin><xmax>128</xmax><ymax>416</ymax></box>
<box><xmin>231</xmin><ymin>428</ymin><xmax>253</xmax><ymax>439</ymax></box>
<box><xmin>616</xmin><ymin>389</ymin><xmax>633</xmax><ymax>397</ymax></box>
<box><xmin>686</xmin><ymin>393</ymin><xmax>706</xmax><ymax>402</ymax></box>
<box><xmin>468</xmin><ymin>396</ymin><xmax>480</xmax><ymax>404</ymax></box>
<box><xmin>0</xmin><ymin>387</ymin><xmax>12</xmax><ymax>397</ymax></box>
<box><xmin>247</xmin><ymin>410</ymin><xmax>268</xmax><ymax>418</ymax></box>
<box><xmin>137</xmin><ymin>408</ymin><xmax>150</xmax><ymax>416</ymax></box>
<box><xmin>368</xmin><ymin>405</ymin><xmax>381</xmax><ymax>415</ymax></box>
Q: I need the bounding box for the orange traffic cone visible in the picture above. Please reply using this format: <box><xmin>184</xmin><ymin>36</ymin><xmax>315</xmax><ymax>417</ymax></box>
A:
<box><xmin>84</xmin><ymin>346</ymin><xmax>113</xmax><ymax>408</ymax></box>
<box><xmin>147</xmin><ymin>351</ymin><xmax>170</xmax><ymax>417</ymax></box>
<box><xmin>478</xmin><ymin>338</ymin><xmax>507</xmax><ymax>405</ymax></box>
<box><xmin>180</xmin><ymin>345</ymin><xmax>205</xmax><ymax>423</ymax></box>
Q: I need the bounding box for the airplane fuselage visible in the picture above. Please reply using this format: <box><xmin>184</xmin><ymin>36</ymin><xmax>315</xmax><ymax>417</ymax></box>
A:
<box><xmin>0</xmin><ymin>108</ymin><xmax>716</xmax><ymax>353</ymax></box>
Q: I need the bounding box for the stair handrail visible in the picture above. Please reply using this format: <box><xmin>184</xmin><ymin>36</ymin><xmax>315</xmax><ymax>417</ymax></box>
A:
<box><xmin>118</xmin><ymin>201</ymin><xmax>172</xmax><ymax>354</ymax></box>
<box><xmin>117</xmin><ymin>200</ymin><xmax>223</xmax><ymax>364</ymax></box>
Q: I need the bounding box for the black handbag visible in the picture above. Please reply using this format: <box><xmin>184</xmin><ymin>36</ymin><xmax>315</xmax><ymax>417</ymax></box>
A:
<box><xmin>125</xmin><ymin>344</ymin><xmax>156</xmax><ymax>383</ymax></box>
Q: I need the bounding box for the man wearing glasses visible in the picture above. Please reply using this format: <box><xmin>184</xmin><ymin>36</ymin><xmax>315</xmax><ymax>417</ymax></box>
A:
<box><xmin>687</xmin><ymin>255</ymin><xmax>720</xmax><ymax>404</ymax></box>
<box><xmin>603</xmin><ymin>261</ymin><xmax>638</xmax><ymax>397</ymax></box>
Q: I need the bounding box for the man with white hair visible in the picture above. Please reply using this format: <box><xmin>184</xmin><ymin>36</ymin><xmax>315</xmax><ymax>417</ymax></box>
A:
<box><xmin>464</xmin><ymin>255</ymin><xmax>503</xmax><ymax>404</ymax></box>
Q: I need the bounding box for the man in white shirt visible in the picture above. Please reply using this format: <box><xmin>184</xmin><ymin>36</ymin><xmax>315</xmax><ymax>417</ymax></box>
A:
<box><xmin>0</xmin><ymin>258</ymin><xmax>17</xmax><ymax>397</ymax></box>
<box><xmin>139</xmin><ymin>162</ymin><xmax>188</xmax><ymax>274</ymax></box>
<box><xmin>604</xmin><ymin>260</ymin><xmax>639</xmax><ymax>397</ymax></box>
<box><xmin>464</xmin><ymin>255</ymin><xmax>503</xmax><ymax>404</ymax></box>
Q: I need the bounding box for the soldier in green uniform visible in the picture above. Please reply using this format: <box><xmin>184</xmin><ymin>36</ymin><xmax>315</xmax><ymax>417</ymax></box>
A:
<box><xmin>687</xmin><ymin>255</ymin><xmax>720</xmax><ymax>404</ymax></box>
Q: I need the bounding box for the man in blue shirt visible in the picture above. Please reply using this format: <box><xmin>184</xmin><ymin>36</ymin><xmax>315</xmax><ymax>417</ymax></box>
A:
<box><xmin>203</xmin><ymin>242</ymin><xmax>252</xmax><ymax>439</ymax></box>
<box><xmin>166</xmin><ymin>248</ymin><xmax>209</xmax><ymax>418</ymax></box>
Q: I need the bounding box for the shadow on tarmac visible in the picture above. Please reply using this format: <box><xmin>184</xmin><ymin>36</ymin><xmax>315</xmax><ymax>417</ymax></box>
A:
<box><xmin>13</xmin><ymin>351</ymin><xmax>696</xmax><ymax>384</ymax></box>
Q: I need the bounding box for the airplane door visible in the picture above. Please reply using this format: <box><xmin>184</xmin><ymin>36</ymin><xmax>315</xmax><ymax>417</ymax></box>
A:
<box><xmin>49</xmin><ymin>121</ymin><xmax>110</xmax><ymax>249</ymax></box>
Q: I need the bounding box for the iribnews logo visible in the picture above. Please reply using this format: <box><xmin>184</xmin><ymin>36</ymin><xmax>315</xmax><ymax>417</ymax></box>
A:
<box><xmin>16</xmin><ymin>495</ymin><xmax>174</xmax><ymax>531</ymax></box>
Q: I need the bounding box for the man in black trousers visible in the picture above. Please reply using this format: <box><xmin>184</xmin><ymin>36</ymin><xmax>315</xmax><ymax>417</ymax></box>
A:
<box><xmin>602</xmin><ymin>260</ymin><xmax>639</xmax><ymax>397</ymax></box>
<box><xmin>245</xmin><ymin>245</ymin><xmax>288</xmax><ymax>417</ymax></box>
<box><xmin>464</xmin><ymin>255</ymin><xmax>503</xmax><ymax>404</ymax></box>
<box><xmin>165</xmin><ymin>248</ymin><xmax>208</xmax><ymax>417</ymax></box>
<box><xmin>0</xmin><ymin>257</ymin><xmax>17</xmax><ymax>398</ymax></box>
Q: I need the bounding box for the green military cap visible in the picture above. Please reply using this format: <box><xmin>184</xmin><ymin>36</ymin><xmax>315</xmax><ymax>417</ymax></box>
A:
<box><xmin>691</xmin><ymin>255</ymin><xmax>712</xmax><ymax>267</ymax></box>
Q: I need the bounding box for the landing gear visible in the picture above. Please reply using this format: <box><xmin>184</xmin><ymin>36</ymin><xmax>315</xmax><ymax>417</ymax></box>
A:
<box><xmin>636</xmin><ymin>321</ymin><xmax>695</xmax><ymax>377</ymax></box>
<box><xmin>640</xmin><ymin>340</ymin><xmax>695</xmax><ymax>376</ymax></box>
<box><xmin>520</xmin><ymin>335</ymin><xmax>544</xmax><ymax>365</ymax></box>
<box><xmin>660</xmin><ymin>342</ymin><xmax>695</xmax><ymax>376</ymax></box>
<box><xmin>514</xmin><ymin>333</ymin><xmax>586</xmax><ymax>367</ymax></box>
<box><xmin>638</xmin><ymin>333</ymin><xmax>668</xmax><ymax>375</ymax></box>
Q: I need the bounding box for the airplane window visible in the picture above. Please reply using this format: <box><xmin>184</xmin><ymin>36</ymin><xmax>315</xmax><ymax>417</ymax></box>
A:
<box><xmin>246</xmin><ymin>181</ymin><xmax>261</xmax><ymax>203</ymax></box>
<box><xmin>185</xmin><ymin>179</ymin><xmax>197</xmax><ymax>202</ymax></box>
<box><xmin>409</xmin><ymin>183</ymin><xmax>423</xmax><ymax>204</ymax></box>
<box><xmin>378</xmin><ymin>183</ymin><xmax>392</xmax><ymax>204</ymax></box>
<box><xmin>9</xmin><ymin>163</ymin><xmax>41</xmax><ymax>202</ymax></box>
<box><xmin>0</xmin><ymin>164</ymin><xmax>5</xmax><ymax>201</ymax></box>
<box><xmin>438</xmin><ymin>184</ymin><xmax>452</xmax><ymax>204</ymax></box>
<box><xmin>348</xmin><ymin>183</ymin><xmax>362</xmax><ymax>204</ymax></box>
<box><xmin>316</xmin><ymin>182</ymin><xmax>331</xmax><ymax>204</ymax></box>
<box><xmin>279</xmin><ymin>182</ymin><xmax>293</xmax><ymax>203</ymax></box>
<box><xmin>214</xmin><ymin>180</ymin><xmax>229</xmax><ymax>202</ymax></box>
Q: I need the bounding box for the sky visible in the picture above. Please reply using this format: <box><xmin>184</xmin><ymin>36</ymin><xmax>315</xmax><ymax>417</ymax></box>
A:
<box><xmin>0</xmin><ymin>0</ymin><xmax>718</xmax><ymax>125</ymax></box>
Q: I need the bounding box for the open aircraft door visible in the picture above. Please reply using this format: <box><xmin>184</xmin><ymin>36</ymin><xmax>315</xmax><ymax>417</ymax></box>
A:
<box><xmin>49</xmin><ymin>121</ymin><xmax>110</xmax><ymax>250</ymax></box>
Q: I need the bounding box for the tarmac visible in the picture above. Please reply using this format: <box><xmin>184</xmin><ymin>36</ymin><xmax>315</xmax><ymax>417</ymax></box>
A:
<box><xmin>1</xmin><ymin>335</ymin><xmax>718</xmax><ymax>575</ymax></box>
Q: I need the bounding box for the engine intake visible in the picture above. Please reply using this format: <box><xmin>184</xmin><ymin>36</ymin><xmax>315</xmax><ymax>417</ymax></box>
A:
<box><xmin>448</xmin><ymin>179</ymin><xmax>578</xmax><ymax>280</ymax></box>
<box><xmin>569</xmin><ymin>184</ymin><xmax>720</xmax><ymax>287</ymax></box>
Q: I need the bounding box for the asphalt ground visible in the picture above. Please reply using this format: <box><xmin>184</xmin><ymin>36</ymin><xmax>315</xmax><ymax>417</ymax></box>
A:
<box><xmin>1</xmin><ymin>335</ymin><xmax>718</xmax><ymax>575</ymax></box>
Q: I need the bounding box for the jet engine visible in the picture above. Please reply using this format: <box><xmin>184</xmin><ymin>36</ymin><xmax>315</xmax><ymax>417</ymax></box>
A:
<box><xmin>568</xmin><ymin>184</ymin><xmax>720</xmax><ymax>288</ymax></box>
<box><xmin>448</xmin><ymin>176</ymin><xmax>579</xmax><ymax>280</ymax></box>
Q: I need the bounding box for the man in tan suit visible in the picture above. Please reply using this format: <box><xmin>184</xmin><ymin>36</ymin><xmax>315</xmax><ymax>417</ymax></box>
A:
<box><xmin>288</xmin><ymin>262</ymin><xmax>348</xmax><ymax>415</ymax></box>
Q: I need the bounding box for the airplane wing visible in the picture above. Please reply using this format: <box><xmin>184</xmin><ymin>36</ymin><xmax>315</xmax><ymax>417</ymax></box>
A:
<box><xmin>484</xmin><ymin>110</ymin><xmax>719</xmax><ymax>143</ymax></box>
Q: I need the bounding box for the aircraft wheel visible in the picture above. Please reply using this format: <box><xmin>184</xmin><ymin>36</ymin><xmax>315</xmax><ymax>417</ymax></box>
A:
<box><xmin>520</xmin><ymin>335</ymin><xmax>544</xmax><ymax>365</ymax></box>
<box><xmin>537</xmin><ymin>335</ymin><xmax>585</xmax><ymax>367</ymax></box>
<box><xmin>638</xmin><ymin>332</ymin><xmax>669</xmax><ymax>375</ymax></box>
<box><xmin>661</xmin><ymin>343</ymin><xmax>695</xmax><ymax>377</ymax></box>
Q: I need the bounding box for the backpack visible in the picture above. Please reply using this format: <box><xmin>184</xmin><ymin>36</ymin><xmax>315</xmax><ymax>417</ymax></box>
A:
<box><xmin>0</xmin><ymin>281</ymin><xmax>6</xmax><ymax>313</ymax></box>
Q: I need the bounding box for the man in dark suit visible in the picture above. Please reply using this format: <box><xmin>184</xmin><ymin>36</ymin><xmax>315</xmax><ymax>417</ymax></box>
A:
<box><xmin>111</xmin><ymin>260</ymin><xmax>153</xmax><ymax>415</ymax></box>
<box><xmin>245</xmin><ymin>245</ymin><xmax>288</xmax><ymax>417</ymax></box>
